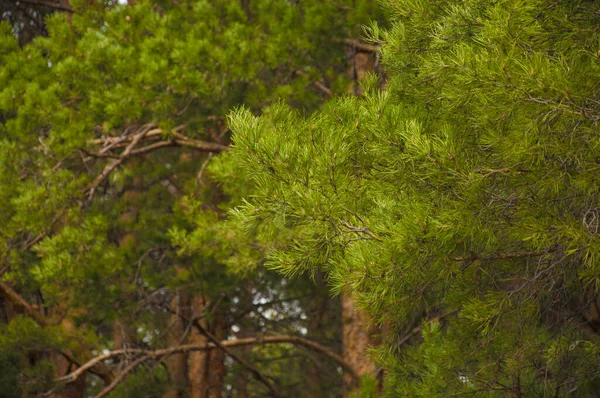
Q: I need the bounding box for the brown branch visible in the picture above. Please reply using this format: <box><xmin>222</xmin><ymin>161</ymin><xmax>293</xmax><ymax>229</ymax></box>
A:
<box><xmin>344</xmin><ymin>39</ymin><xmax>381</xmax><ymax>53</ymax></box>
<box><xmin>56</xmin><ymin>336</ymin><xmax>359</xmax><ymax>392</ymax></box>
<box><xmin>313</xmin><ymin>81</ymin><xmax>333</xmax><ymax>97</ymax></box>
<box><xmin>15</xmin><ymin>0</ymin><xmax>74</xmax><ymax>13</ymax></box>
<box><xmin>85</xmin><ymin>124</ymin><xmax>154</xmax><ymax>200</ymax></box>
<box><xmin>89</xmin><ymin>128</ymin><xmax>162</xmax><ymax>146</ymax></box>
<box><xmin>88</xmin><ymin>128</ymin><xmax>227</xmax><ymax>156</ymax></box>
<box><xmin>0</xmin><ymin>280</ymin><xmax>47</xmax><ymax>326</ymax></box>
<box><xmin>338</xmin><ymin>219</ymin><xmax>382</xmax><ymax>241</ymax></box>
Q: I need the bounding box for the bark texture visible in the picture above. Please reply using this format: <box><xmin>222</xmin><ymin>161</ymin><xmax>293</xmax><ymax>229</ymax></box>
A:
<box><xmin>342</xmin><ymin>292</ymin><xmax>379</xmax><ymax>396</ymax></box>
<box><xmin>188</xmin><ymin>295</ymin><xmax>226</xmax><ymax>398</ymax></box>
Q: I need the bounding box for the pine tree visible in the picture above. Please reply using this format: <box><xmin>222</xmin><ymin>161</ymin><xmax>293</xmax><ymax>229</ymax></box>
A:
<box><xmin>0</xmin><ymin>0</ymin><xmax>383</xmax><ymax>396</ymax></box>
<box><xmin>213</xmin><ymin>0</ymin><xmax>600</xmax><ymax>395</ymax></box>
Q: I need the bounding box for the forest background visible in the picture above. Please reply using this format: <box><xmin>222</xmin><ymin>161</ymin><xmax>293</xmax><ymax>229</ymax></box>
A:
<box><xmin>1</xmin><ymin>0</ymin><xmax>600</xmax><ymax>397</ymax></box>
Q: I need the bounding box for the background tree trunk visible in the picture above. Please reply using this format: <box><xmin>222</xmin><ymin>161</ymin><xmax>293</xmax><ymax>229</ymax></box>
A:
<box><xmin>342</xmin><ymin>292</ymin><xmax>379</xmax><ymax>396</ymax></box>
<box><xmin>164</xmin><ymin>290</ymin><xmax>190</xmax><ymax>398</ymax></box>
<box><xmin>188</xmin><ymin>295</ymin><xmax>226</xmax><ymax>398</ymax></box>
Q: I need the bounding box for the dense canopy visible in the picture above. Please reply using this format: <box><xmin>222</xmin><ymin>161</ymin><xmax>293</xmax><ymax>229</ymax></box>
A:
<box><xmin>1</xmin><ymin>0</ymin><xmax>599</xmax><ymax>397</ymax></box>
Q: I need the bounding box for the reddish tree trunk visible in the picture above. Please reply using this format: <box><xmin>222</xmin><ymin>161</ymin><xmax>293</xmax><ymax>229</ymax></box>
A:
<box><xmin>342</xmin><ymin>292</ymin><xmax>379</xmax><ymax>396</ymax></box>
<box><xmin>187</xmin><ymin>295</ymin><xmax>226</xmax><ymax>398</ymax></box>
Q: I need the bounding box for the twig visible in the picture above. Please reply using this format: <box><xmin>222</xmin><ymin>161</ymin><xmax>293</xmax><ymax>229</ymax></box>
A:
<box><xmin>313</xmin><ymin>81</ymin><xmax>333</xmax><ymax>97</ymax></box>
<box><xmin>295</xmin><ymin>70</ymin><xmax>333</xmax><ymax>97</ymax></box>
<box><xmin>343</xmin><ymin>39</ymin><xmax>381</xmax><ymax>53</ymax></box>
<box><xmin>338</xmin><ymin>219</ymin><xmax>382</xmax><ymax>241</ymax></box>
<box><xmin>86</xmin><ymin>124</ymin><xmax>154</xmax><ymax>200</ymax></box>
<box><xmin>450</xmin><ymin>250</ymin><xmax>552</xmax><ymax>262</ymax></box>
<box><xmin>196</xmin><ymin>153</ymin><xmax>214</xmax><ymax>185</ymax></box>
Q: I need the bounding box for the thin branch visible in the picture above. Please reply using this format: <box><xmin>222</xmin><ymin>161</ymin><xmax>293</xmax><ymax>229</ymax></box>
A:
<box><xmin>80</xmin><ymin>127</ymin><xmax>227</xmax><ymax>194</ymax></box>
<box><xmin>173</xmin><ymin>138</ymin><xmax>228</xmax><ymax>152</ymax></box>
<box><xmin>56</xmin><ymin>335</ymin><xmax>359</xmax><ymax>391</ymax></box>
<box><xmin>86</xmin><ymin>124</ymin><xmax>154</xmax><ymax>200</ymax></box>
<box><xmin>338</xmin><ymin>219</ymin><xmax>382</xmax><ymax>241</ymax></box>
<box><xmin>449</xmin><ymin>250</ymin><xmax>553</xmax><ymax>262</ymax></box>
<box><xmin>343</xmin><ymin>39</ymin><xmax>381</xmax><ymax>53</ymax></box>
<box><xmin>313</xmin><ymin>81</ymin><xmax>333</xmax><ymax>97</ymax></box>
<box><xmin>196</xmin><ymin>153</ymin><xmax>214</xmax><ymax>185</ymax></box>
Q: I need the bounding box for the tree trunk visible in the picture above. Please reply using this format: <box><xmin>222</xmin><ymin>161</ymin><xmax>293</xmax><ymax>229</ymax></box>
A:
<box><xmin>341</xmin><ymin>40</ymin><xmax>383</xmax><ymax>397</ymax></box>
<box><xmin>207</xmin><ymin>311</ymin><xmax>226</xmax><ymax>398</ymax></box>
<box><xmin>164</xmin><ymin>290</ymin><xmax>190</xmax><ymax>398</ymax></box>
<box><xmin>187</xmin><ymin>295</ymin><xmax>226</xmax><ymax>398</ymax></box>
<box><xmin>342</xmin><ymin>292</ymin><xmax>379</xmax><ymax>396</ymax></box>
<box><xmin>188</xmin><ymin>295</ymin><xmax>210</xmax><ymax>398</ymax></box>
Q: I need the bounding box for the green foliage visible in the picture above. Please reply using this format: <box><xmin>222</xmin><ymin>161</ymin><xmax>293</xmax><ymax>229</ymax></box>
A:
<box><xmin>213</xmin><ymin>0</ymin><xmax>600</xmax><ymax>395</ymax></box>
<box><xmin>0</xmin><ymin>0</ymin><xmax>383</xmax><ymax>395</ymax></box>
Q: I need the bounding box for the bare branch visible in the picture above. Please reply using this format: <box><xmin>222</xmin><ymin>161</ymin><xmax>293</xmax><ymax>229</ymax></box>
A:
<box><xmin>344</xmin><ymin>39</ymin><xmax>381</xmax><ymax>53</ymax></box>
<box><xmin>86</xmin><ymin>124</ymin><xmax>155</xmax><ymax>200</ymax></box>
<box><xmin>56</xmin><ymin>335</ymin><xmax>359</xmax><ymax>393</ymax></box>
<box><xmin>338</xmin><ymin>219</ymin><xmax>382</xmax><ymax>241</ymax></box>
